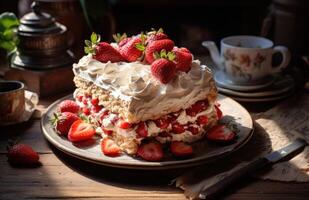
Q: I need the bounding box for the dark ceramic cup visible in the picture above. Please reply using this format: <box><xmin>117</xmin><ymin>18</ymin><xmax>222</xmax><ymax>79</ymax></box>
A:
<box><xmin>0</xmin><ymin>81</ymin><xmax>25</xmax><ymax>124</ymax></box>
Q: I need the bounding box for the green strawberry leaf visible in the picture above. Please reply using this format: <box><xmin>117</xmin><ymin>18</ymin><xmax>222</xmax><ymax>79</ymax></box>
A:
<box><xmin>113</xmin><ymin>33</ymin><xmax>127</xmax><ymax>43</ymax></box>
<box><xmin>90</xmin><ymin>32</ymin><xmax>97</xmax><ymax>43</ymax></box>
<box><xmin>84</xmin><ymin>40</ymin><xmax>92</xmax><ymax>47</ymax></box>
<box><xmin>135</xmin><ymin>43</ymin><xmax>145</xmax><ymax>51</ymax></box>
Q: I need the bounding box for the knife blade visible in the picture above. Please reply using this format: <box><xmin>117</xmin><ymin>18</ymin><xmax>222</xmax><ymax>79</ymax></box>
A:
<box><xmin>199</xmin><ymin>138</ymin><xmax>308</xmax><ymax>199</ymax></box>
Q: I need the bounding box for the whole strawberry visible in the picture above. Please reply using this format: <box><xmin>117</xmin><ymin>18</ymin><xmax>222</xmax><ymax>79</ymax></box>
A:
<box><xmin>52</xmin><ymin>112</ymin><xmax>80</xmax><ymax>135</ymax></box>
<box><xmin>151</xmin><ymin>59</ymin><xmax>176</xmax><ymax>84</ymax></box>
<box><xmin>7</xmin><ymin>143</ymin><xmax>40</xmax><ymax>166</ymax></box>
<box><xmin>85</xmin><ymin>32</ymin><xmax>124</xmax><ymax>63</ymax></box>
<box><xmin>173</xmin><ymin>47</ymin><xmax>193</xmax><ymax>72</ymax></box>
<box><xmin>58</xmin><ymin>100</ymin><xmax>80</xmax><ymax>113</ymax></box>
<box><xmin>119</xmin><ymin>36</ymin><xmax>145</xmax><ymax>62</ymax></box>
<box><xmin>146</xmin><ymin>28</ymin><xmax>168</xmax><ymax>44</ymax></box>
<box><xmin>145</xmin><ymin>39</ymin><xmax>174</xmax><ymax>64</ymax></box>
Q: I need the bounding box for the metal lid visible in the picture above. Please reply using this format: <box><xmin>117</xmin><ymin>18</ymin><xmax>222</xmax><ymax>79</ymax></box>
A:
<box><xmin>18</xmin><ymin>1</ymin><xmax>63</xmax><ymax>34</ymax></box>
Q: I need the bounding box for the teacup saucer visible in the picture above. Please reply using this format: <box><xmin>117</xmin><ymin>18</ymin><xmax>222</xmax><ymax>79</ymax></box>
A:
<box><xmin>214</xmin><ymin>70</ymin><xmax>275</xmax><ymax>91</ymax></box>
<box><xmin>217</xmin><ymin>75</ymin><xmax>295</xmax><ymax>98</ymax></box>
<box><xmin>229</xmin><ymin>90</ymin><xmax>294</xmax><ymax>102</ymax></box>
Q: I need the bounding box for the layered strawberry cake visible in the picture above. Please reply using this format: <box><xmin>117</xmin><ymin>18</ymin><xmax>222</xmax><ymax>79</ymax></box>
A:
<box><xmin>54</xmin><ymin>29</ymin><xmax>229</xmax><ymax>161</ymax></box>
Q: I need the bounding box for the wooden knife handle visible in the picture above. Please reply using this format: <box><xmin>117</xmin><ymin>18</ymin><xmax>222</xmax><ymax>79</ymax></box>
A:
<box><xmin>199</xmin><ymin>157</ymin><xmax>270</xmax><ymax>199</ymax></box>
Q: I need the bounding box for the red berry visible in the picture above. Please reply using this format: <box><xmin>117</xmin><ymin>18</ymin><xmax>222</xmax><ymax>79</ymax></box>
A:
<box><xmin>53</xmin><ymin>112</ymin><xmax>80</xmax><ymax>135</ymax></box>
<box><xmin>170</xmin><ymin>141</ymin><xmax>193</xmax><ymax>157</ymax></box>
<box><xmin>137</xmin><ymin>142</ymin><xmax>163</xmax><ymax>161</ymax></box>
<box><xmin>197</xmin><ymin>115</ymin><xmax>209</xmax><ymax>125</ymax></box>
<box><xmin>82</xmin><ymin>99</ymin><xmax>88</xmax><ymax>105</ymax></box>
<box><xmin>187</xmin><ymin>125</ymin><xmax>199</xmax><ymax>135</ymax></box>
<box><xmin>82</xmin><ymin>107</ymin><xmax>90</xmax><ymax>116</ymax></box>
<box><xmin>119</xmin><ymin>37</ymin><xmax>144</xmax><ymax>62</ymax></box>
<box><xmin>206</xmin><ymin>124</ymin><xmax>236</xmax><ymax>142</ymax></box>
<box><xmin>92</xmin><ymin>105</ymin><xmax>102</xmax><ymax>113</ymax></box>
<box><xmin>7</xmin><ymin>143</ymin><xmax>40</xmax><ymax>166</ymax></box>
<box><xmin>94</xmin><ymin>42</ymin><xmax>125</xmax><ymax>63</ymax></box>
<box><xmin>186</xmin><ymin>100</ymin><xmax>209</xmax><ymax>117</ymax></box>
<box><xmin>102</xmin><ymin>128</ymin><xmax>113</xmax><ymax>135</ymax></box>
<box><xmin>77</xmin><ymin>95</ymin><xmax>83</xmax><ymax>102</ymax></box>
<box><xmin>101</xmin><ymin>138</ymin><xmax>120</xmax><ymax>157</ymax></box>
<box><xmin>151</xmin><ymin>58</ymin><xmax>176</xmax><ymax>84</ymax></box>
<box><xmin>136</xmin><ymin>122</ymin><xmax>148</xmax><ymax>137</ymax></box>
<box><xmin>173</xmin><ymin>47</ymin><xmax>192</xmax><ymax>72</ymax></box>
<box><xmin>145</xmin><ymin>39</ymin><xmax>174</xmax><ymax>63</ymax></box>
<box><xmin>119</xmin><ymin>121</ymin><xmax>132</xmax><ymax>129</ymax></box>
<box><xmin>215</xmin><ymin>105</ymin><xmax>223</xmax><ymax>120</ymax></box>
<box><xmin>158</xmin><ymin>131</ymin><xmax>170</xmax><ymax>137</ymax></box>
<box><xmin>91</xmin><ymin>98</ymin><xmax>99</xmax><ymax>106</ymax></box>
<box><xmin>68</xmin><ymin>120</ymin><xmax>96</xmax><ymax>142</ymax></box>
<box><xmin>146</xmin><ymin>32</ymin><xmax>168</xmax><ymax>44</ymax></box>
<box><xmin>118</xmin><ymin>37</ymin><xmax>131</xmax><ymax>47</ymax></box>
<box><xmin>154</xmin><ymin>118</ymin><xmax>170</xmax><ymax>129</ymax></box>
<box><xmin>171</xmin><ymin>122</ymin><xmax>185</xmax><ymax>134</ymax></box>
<box><xmin>58</xmin><ymin>100</ymin><xmax>80</xmax><ymax>113</ymax></box>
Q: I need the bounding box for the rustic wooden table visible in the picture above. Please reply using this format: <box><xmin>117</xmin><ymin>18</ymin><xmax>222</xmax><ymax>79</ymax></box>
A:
<box><xmin>1</xmin><ymin>91</ymin><xmax>309</xmax><ymax>200</ymax></box>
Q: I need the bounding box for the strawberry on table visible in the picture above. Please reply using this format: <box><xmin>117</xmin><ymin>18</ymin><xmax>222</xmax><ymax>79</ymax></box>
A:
<box><xmin>170</xmin><ymin>141</ymin><xmax>193</xmax><ymax>157</ymax></box>
<box><xmin>145</xmin><ymin>39</ymin><xmax>174</xmax><ymax>63</ymax></box>
<box><xmin>68</xmin><ymin>120</ymin><xmax>96</xmax><ymax>142</ymax></box>
<box><xmin>101</xmin><ymin>138</ymin><xmax>121</xmax><ymax>157</ymax></box>
<box><xmin>7</xmin><ymin>143</ymin><xmax>40</xmax><ymax>166</ymax></box>
<box><xmin>173</xmin><ymin>47</ymin><xmax>193</xmax><ymax>72</ymax></box>
<box><xmin>52</xmin><ymin>112</ymin><xmax>80</xmax><ymax>135</ymax></box>
<box><xmin>58</xmin><ymin>100</ymin><xmax>80</xmax><ymax>113</ymax></box>
<box><xmin>85</xmin><ymin>32</ymin><xmax>124</xmax><ymax>63</ymax></box>
<box><xmin>137</xmin><ymin>142</ymin><xmax>163</xmax><ymax>161</ymax></box>
<box><xmin>206</xmin><ymin>124</ymin><xmax>236</xmax><ymax>142</ymax></box>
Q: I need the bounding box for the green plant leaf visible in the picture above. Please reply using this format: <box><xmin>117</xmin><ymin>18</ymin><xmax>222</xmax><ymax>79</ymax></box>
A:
<box><xmin>135</xmin><ymin>43</ymin><xmax>145</xmax><ymax>51</ymax></box>
<box><xmin>90</xmin><ymin>32</ymin><xmax>97</xmax><ymax>43</ymax></box>
<box><xmin>0</xmin><ymin>12</ymin><xmax>19</xmax><ymax>30</ymax></box>
<box><xmin>84</xmin><ymin>40</ymin><xmax>92</xmax><ymax>47</ymax></box>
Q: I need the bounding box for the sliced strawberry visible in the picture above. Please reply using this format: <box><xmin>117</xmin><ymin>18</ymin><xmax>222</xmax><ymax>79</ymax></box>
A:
<box><xmin>82</xmin><ymin>99</ymin><xmax>88</xmax><ymax>105</ymax></box>
<box><xmin>137</xmin><ymin>142</ymin><xmax>163</xmax><ymax>161</ymax></box>
<box><xmin>187</xmin><ymin>124</ymin><xmax>199</xmax><ymax>135</ymax></box>
<box><xmin>52</xmin><ymin>112</ymin><xmax>80</xmax><ymax>135</ymax></box>
<box><xmin>68</xmin><ymin>120</ymin><xmax>96</xmax><ymax>142</ymax></box>
<box><xmin>145</xmin><ymin>39</ymin><xmax>174</xmax><ymax>64</ymax></box>
<box><xmin>102</xmin><ymin>127</ymin><xmax>113</xmax><ymax>135</ymax></box>
<box><xmin>58</xmin><ymin>100</ymin><xmax>80</xmax><ymax>113</ymax></box>
<box><xmin>173</xmin><ymin>47</ymin><xmax>193</xmax><ymax>72</ymax></box>
<box><xmin>158</xmin><ymin>131</ymin><xmax>170</xmax><ymax>137</ymax></box>
<box><xmin>154</xmin><ymin>118</ymin><xmax>170</xmax><ymax>129</ymax></box>
<box><xmin>151</xmin><ymin>58</ymin><xmax>176</xmax><ymax>84</ymax></box>
<box><xmin>136</xmin><ymin>122</ymin><xmax>148</xmax><ymax>137</ymax></box>
<box><xmin>186</xmin><ymin>100</ymin><xmax>209</xmax><ymax>117</ymax></box>
<box><xmin>91</xmin><ymin>98</ymin><xmax>99</xmax><ymax>106</ymax></box>
<box><xmin>100</xmin><ymin>110</ymin><xmax>109</xmax><ymax>121</ymax></box>
<box><xmin>171</xmin><ymin>122</ymin><xmax>185</xmax><ymax>134</ymax></box>
<box><xmin>77</xmin><ymin>95</ymin><xmax>83</xmax><ymax>102</ymax></box>
<box><xmin>197</xmin><ymin>115</ymin><xmax>209</xmax><ymax>125</ymax></box>
<box><xmin>215</xmin><ymin>105</ymin><xmax>223</xmax><ymax>120</ymax></box>
<box><xmin>206</xmin><ymin>124</ymin><xmax>236</xmax><ymax>142</ymax></box>
<box><xmin>170</xmin><ymin>141</ymin><xmax>193</xmax><ymax>157</ymax></box>
<box><xmin>118</xmin><ymin>121</ymin><xmax>132</xmax><ymax>129</ymax></box>
<box><xmin>7</xmin><ymin>143</ymin><xmax>40</xmax><ymax>166</ymax></box>
<box><xmin>82</xmin><ymin>107</ymin><xmax>90</xmax><ymax>116</ymax></box>
<box><xmin>101</xmin><ymin>138</ymin><xmax>120</xmax><ymax>157</ymax></box>
<box><xmin>91</xmin><ymin>105</ymin><xmax>102</xmax><ymax>113</ymax></box>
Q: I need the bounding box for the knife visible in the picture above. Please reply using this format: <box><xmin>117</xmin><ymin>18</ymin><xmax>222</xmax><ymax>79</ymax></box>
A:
<box><xmin>198</xmin><ymin>138</ymin><xmax>308</xmax><ymax>199</ymax></box>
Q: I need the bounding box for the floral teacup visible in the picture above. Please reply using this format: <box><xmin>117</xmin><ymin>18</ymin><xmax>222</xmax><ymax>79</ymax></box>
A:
<box><xmin>203</xmin><ymin>35</ymin><xmax>291</xmax><ymax>85</ymax></box>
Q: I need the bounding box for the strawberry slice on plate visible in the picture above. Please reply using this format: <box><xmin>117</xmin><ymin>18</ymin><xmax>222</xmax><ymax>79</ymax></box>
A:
<box><xmin>206</xmin><ymin>124</ymin><xmax>236</xmax><ymax>142</ymax></box>
<box><xmin>170</xmin><ymin>141</ymin><xmax>193</xmax><ymax>157</ymax></box>
<box><xmin>68</xmin><ymin>120</ymin><xmax>96</xmax><ymax>142</ymax></box>
<box><xmin>101</xmin><ymin>138</ymin><xmax>121</xmax><ymax>157</ymax></box>
<box><xmin>137</xmin><ymin>142</ymin><xmax>163</xmax><ymax>161</ymax></box>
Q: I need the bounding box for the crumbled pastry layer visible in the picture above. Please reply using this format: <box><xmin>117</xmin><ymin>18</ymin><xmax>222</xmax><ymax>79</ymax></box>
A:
<box><xmin>73</xmin><ymin>56</ymin><xmax>217</xmax><ymax>123</ymax></box>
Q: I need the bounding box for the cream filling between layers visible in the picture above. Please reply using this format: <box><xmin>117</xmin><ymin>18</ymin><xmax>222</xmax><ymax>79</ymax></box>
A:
<box><xmin>73</xmin><ymin>55</ymin><xmax>216</xmax><ymax>122</ymax></box>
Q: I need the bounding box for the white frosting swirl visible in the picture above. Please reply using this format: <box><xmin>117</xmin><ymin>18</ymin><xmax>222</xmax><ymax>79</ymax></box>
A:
<box><xmin>73</xmin><ymin>55</ymin><xmax>216</xmax><ymax>121</ymax></box>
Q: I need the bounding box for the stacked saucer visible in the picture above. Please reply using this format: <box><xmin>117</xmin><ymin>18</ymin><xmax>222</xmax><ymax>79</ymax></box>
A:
<box><xmin>214</xmin><ymin>70</ymin><xmax>295</xmax><ymax>102</ymax></box>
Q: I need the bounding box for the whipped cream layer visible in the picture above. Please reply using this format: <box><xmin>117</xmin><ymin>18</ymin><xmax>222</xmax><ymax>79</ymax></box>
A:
<box><xmin>73</xmin><ymin>55</ymin><xmax>216</xmax><ymax>122</ymax></box>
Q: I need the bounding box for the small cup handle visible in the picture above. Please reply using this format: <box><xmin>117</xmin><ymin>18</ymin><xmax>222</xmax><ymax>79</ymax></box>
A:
<box><xmin>270</xmin><ymin>46</ymin><xmax>291</xmax><ymax>73</ymax></box>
